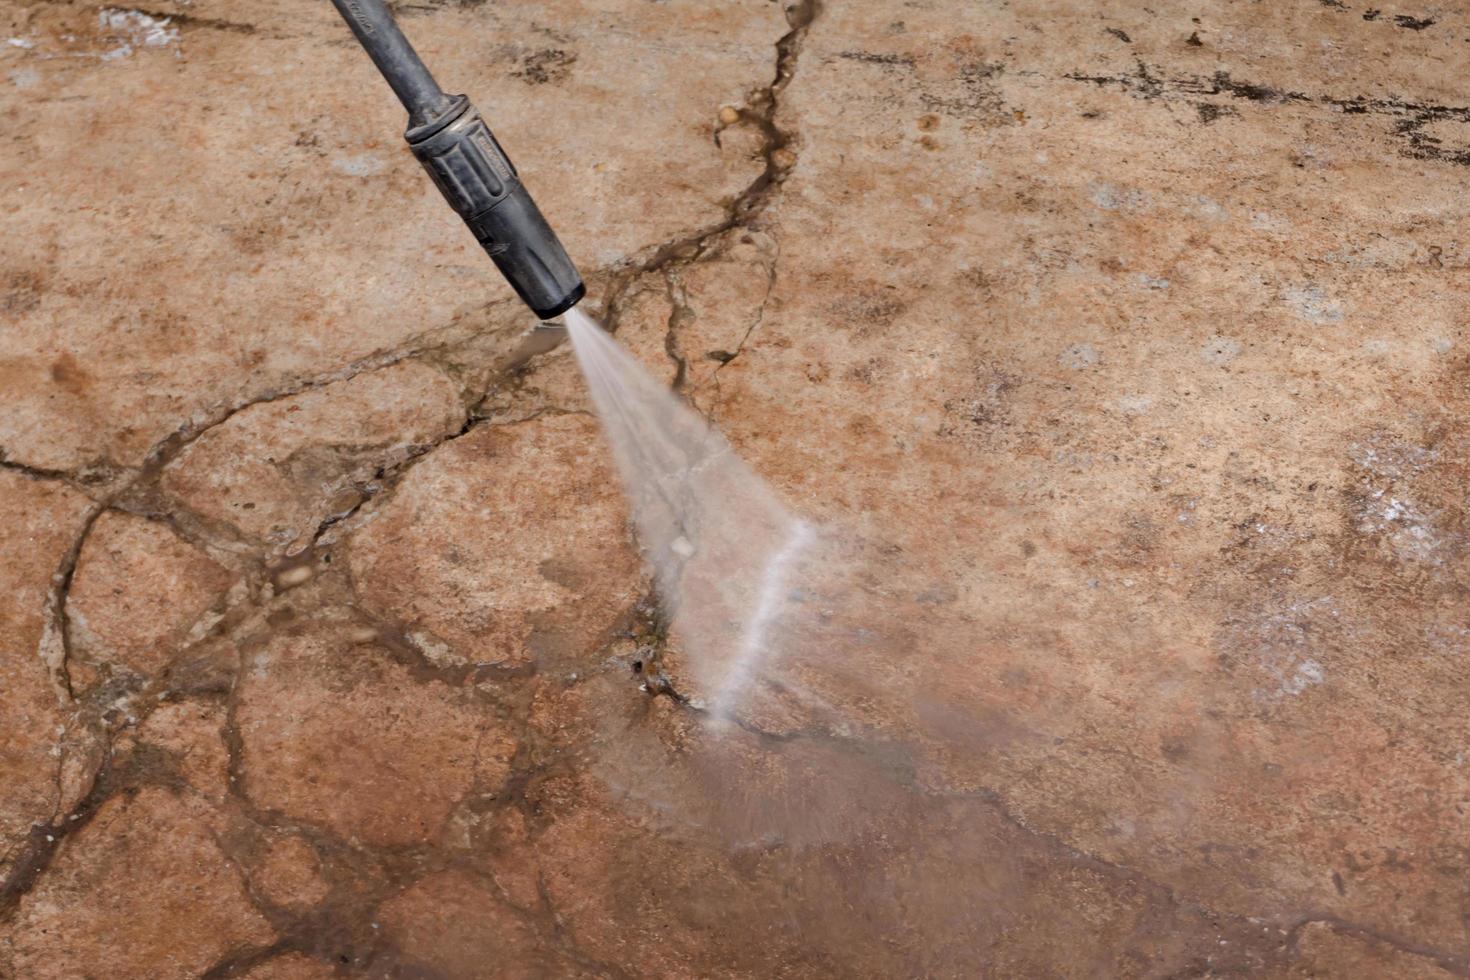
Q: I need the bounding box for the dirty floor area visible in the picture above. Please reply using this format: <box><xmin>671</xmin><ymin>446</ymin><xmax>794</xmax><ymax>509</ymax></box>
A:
<box><xmin>3</xmin><ymin>0</ymin><xmax>1470</xmax><ymax>976</ymax></box>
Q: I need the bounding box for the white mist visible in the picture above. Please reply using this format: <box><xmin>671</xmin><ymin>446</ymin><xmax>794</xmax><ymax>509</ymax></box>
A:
<box><xmin>564</xmin><ymin>306</ymin><xmax>812</xmax><ymax>718</ymax></box>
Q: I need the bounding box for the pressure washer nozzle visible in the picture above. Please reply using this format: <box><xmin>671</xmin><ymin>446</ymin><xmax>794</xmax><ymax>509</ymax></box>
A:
<box><xmin>327</xmin><ymin>0</ymin><xmax>584</xmax><ymax>320</ymax></box>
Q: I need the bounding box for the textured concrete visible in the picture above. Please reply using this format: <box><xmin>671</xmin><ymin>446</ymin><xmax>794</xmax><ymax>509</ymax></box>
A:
<box><xmin>3</xmin><ymin>0</ymin><xmax>1469</xmax><ymax>975</ymax></box>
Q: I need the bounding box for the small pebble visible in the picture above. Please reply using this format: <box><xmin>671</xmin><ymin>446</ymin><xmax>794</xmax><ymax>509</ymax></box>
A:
<box><xmin>718</xmin><ymin>105</ymin><xmax>740</xmax><ymax>125</ymax></box>
<box><xmin>277</xmin><ymin>564</ymin><xmax>313</xmax><ymax>587</ymax></box>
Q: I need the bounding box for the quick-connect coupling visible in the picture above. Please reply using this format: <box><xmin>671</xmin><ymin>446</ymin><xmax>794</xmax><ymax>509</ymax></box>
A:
<box><xmin>406</xmin><ymin>97</ymin><xmax>585</xmax><ymax>320</ymax></box>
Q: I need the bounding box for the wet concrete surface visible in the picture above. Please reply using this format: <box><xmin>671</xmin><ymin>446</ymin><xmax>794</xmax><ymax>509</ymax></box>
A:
<box><xmin>3</xmin><ymin>0</ymin><xmax>1470</xmax><ymax>975</ymax></box>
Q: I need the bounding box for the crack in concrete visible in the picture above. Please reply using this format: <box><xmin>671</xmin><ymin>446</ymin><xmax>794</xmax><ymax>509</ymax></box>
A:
<box><xmin>1066</xmin><ymin>62</ymin><xmax>1470</xmax><ymax>166</ymax></box>
<box><xmin>0</xmin><ymin>320</ymin><xmax>544</xmax><ymax>873</ymax></box>
<box><xmin>197</xmin><ymin>943</ymin><xmax>290</xmax><ymax>980</ymax></box>
<box><xmin>660</xmin><ymin>269</ymin><xmax>693</xmax><ymax>391</ymax></box>
<box><xmin>564</xmin><ymin>3</ymin><xmax>822</xmax><ymax>739</ymax></box>
<box><xmin>1284</xmin><ymin>914</ymin><xmax>1470</xmax><ymax>977</ymax></box>
<box><xmin>598</xmin><ymin>0</ymin><xmax>818</xmax><ymax>338</ymax></box>
<box><xmin>0</xmin><ymin>291</ymin><xmax>525</xmax><ymax>493</ymax></box>
<box><xmin>0</xmin><ymin>738</ymin><xmax>115</xmax><ymax>920</ymax></box>
<box><xmin>0</xmin><ymin>456</ymin><xmax>88</xmax><ymax>490</ymax></box>
<box><xmin>186</xmin><ymin>581</ymin><xmax>648</xmax><ymax>974</ymax></box>
<box><xmin>37</xmin><ymin>502</ymin><xmax>107</xmax><ymax>703</ymax></box>
<box><xmin>694</xmin><ymin>234</ymin><xmax>782</xmax><ymax>423</ymax></box>
<box><xmin>917</xmin><ymin>783</ymin><xmax>1312</xmax><ymax>969</ymax></box>
<box><xmin>2</xmin><ymin>559</ymin><xmax>274</xmax><ymax>923</ymax></box>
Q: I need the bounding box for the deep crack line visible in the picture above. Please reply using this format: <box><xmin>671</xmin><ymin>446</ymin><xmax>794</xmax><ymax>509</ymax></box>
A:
<box><xmin>38</xmin><ymin>502</ymin><xmax>107</xmax><ymax>703</ymax></box>
<box><xmin>1065</xmin><ymin>64</ymin><xmax>1470</xmax><ymax>166</ymax></box>
<box><xmin>1284</xmin><ymin>915</ymin><xmax>1470</xmax><ymax>977</ymax></box>
<box><xmin>599</xmin><ymin>0</ymin><xmax>820</xmax><ymax>336</ymax></box>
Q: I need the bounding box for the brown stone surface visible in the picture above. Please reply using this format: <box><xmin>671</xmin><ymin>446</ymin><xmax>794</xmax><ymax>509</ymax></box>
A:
<box><xmin>1283</xmin><ymin>922</ymin><xmax>1459</xmax><ymax>980</ymax></box>
<box><xmin>252</xmin><ymin>833</ymin><xmax>330</xmax><ymax>910</ymax></box>
<box><xmin>3</xmin><ymin>0</ymin><xmax>1470</xmax><ymax>975</ymax></box>
<box><xmin>161</xmin><ymin>360</ymin><xmax>465</xmax><ymax>553</ymax></box>
<box><xmin>236</xmin><ymin>622</ymin><xmax>516</xmax><ymax>847</ymax></box>
<box><xmin>348</xmin><ymin>414</ymin><xmax>641</xmax><ymax>670</ymax></box>
<box><xmin>0</xmin><ymin>472</ymin><xmax>92</xmax><ymax>880</ymax></box>
<box><xmin>377</xmin><ymin>869</ymin><xmax>586</xmax><ymax>978</ymax></box>
<box><xmin>241</xmin><ymin>953</ymin><xmax>342</xmax><ymax>980</ymax></box>
<box><xmin>0</xmin><ymin>788</ymin><xmax>273</xmax><ymax>979</ymax></box>
<box><xmin>112</xmin><ymin>699</ymin><xmax>232</xmax><ymax>803</ymax></box>
<box><xmin>68</xmin><ymin>509</ymin><xmax>234</xmax><ymax>678</ymax></box>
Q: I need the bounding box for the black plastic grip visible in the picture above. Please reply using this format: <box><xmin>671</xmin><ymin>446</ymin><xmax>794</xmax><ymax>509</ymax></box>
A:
<box><xmin>408</xmin><ymin>100</ymin><xmax>584</xmax><ymax>320</ymax></box>
<box><xmin>327</xmin><ymin>0</ymin><xmax>585</xmax><ymax>320</ymax></box>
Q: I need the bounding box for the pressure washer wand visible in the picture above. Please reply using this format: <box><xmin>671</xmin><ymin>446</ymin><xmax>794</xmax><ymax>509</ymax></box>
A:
<box><xmin>326</xmin><ymin>0</ymin><xmax>585</xmax><ymax>319</ymax></box>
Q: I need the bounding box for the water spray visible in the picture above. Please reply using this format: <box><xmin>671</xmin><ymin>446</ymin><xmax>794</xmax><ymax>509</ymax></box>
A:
<box><xmin>326</xmin><ymin>0</ymin><xmax>817</xmax><ymax>724</ymax></box>
<box><xmin>327</xmin><ymin>0</ymin><xmax>584</xmax><ymax>320</ymax></box>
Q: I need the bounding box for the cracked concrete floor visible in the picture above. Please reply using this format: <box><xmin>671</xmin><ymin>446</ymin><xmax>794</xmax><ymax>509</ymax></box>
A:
<box><xmin>3</xmin><ymin>0</ymin><xmax>1470</xmax><ymax>975</ymax></box>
